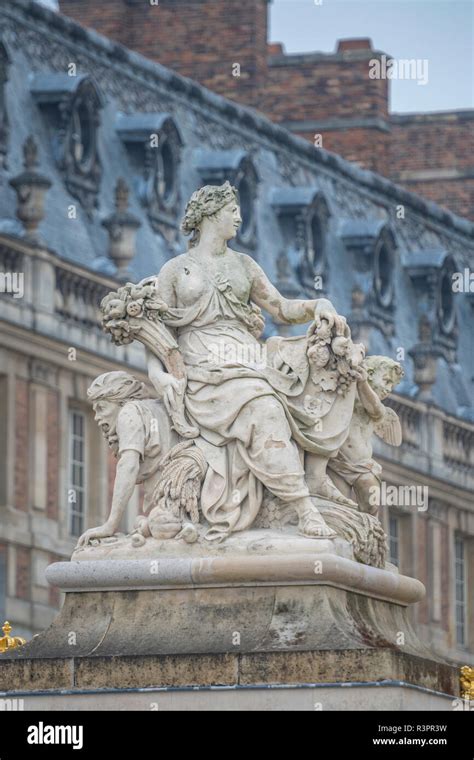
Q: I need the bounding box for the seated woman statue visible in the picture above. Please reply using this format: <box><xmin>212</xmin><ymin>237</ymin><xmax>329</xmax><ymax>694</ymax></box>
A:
<box><xmin>143</xmin><ymin>181</ymin><xmax>350</xmax><ymax>541</ymax></box>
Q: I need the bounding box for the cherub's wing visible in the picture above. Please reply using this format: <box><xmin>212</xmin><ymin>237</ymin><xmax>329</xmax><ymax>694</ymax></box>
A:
<box><xmin>374</xmin><ymin>407</ymin><xmax>402</xmax><ymax>446</ymax></box>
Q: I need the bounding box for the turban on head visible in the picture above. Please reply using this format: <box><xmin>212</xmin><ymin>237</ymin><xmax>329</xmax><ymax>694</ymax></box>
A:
<box><xmin>87</xmin><ymin>371</ymin><xmax>148</xmax><ymax>403</ymax></box>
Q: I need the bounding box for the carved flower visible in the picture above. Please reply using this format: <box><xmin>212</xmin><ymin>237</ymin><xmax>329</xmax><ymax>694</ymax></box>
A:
<box><xmin>311</xmin><ymin>369</ymin><xmax>338</xmax><ymax>392</ymax></box>
<box><xmin>303</xmin><ymin>395</ymin><xmax>324</xmax><ymax>417</ymax></box>
<box><xmin>307</xmin><ymin>343</ymin><xmax>330</xmax><ymax>368</ymax></box>
<box><xmin>105</xmin><ymin>319</ymin><xmax>140</xmax><ymax>346</ymax></box>
<box><xmin>102</xmin><ymin>297</ymin><xmax>127</xmax><ymax>320</ymax></box>
<box><xmin>126</xmin><ymin>300</ymin><xmax>143</xmax><ymax>318</ymax></box>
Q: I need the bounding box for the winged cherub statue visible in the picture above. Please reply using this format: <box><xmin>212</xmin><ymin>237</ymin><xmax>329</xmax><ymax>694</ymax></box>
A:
<box><xmin>327</xmin><ymin>356</ymin><xmax>404</xmax><ymax>516</ymax></box>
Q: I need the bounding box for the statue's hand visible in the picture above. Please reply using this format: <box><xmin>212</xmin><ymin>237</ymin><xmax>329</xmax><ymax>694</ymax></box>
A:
<box><xmin>76</xmin><ymin>522</ymin><xmax>117</xmax><ymax>549</ymax></box>
<box><xmin>315</xmin><ymin>308</ymin><xmax>347</xmax><ymax>336</ymax></box>
<box><xmin>151</xmin><ymin>370</ymin><xmax>185</xmax><ymax>406</ymax></box>
<box><xmin>353</xmin><ymin>365</ymin><xmax>368</xmax><ymax>383</ymax></box>
<box><xmin>314</xmin><ymin>298</ymin><xmax>348</xmax><ymax>335</ymax></box>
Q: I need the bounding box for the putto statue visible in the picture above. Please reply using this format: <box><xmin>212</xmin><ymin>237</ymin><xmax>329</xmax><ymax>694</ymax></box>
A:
<box><xmin>76</xmin><ymin>182</ymin><xmax>404</xmax><ymax>567</ymax></box>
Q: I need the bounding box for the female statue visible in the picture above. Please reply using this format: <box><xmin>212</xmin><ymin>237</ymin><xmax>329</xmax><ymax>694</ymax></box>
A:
<box><xmin>144</xmin><ymin>182</ymin><xmax>350</xmax><ymax>540</ymax></box>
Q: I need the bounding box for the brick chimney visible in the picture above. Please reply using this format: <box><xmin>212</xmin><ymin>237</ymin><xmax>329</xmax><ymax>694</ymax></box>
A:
<box><xmin>59</xmin><ymin>0</ymin><xmax>270</xmax><ymax>107</ymax></box>
<box><xmin>268</xmin><ymin>42</ymin><xmax>285</xmax><ymax>56</ymax></box>
<box><xmin>337</xmin><ymin>38</ymin><xmax>373</xmax><ymax>53</ymax></box>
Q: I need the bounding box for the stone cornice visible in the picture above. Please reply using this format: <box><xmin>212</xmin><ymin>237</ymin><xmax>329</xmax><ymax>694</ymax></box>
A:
<box><xmin>268</xmin><ymin>49</ymin><xmax>388</xmax><ymax>66</ymax></box>
<box><xmin>281</xmin><ymin>117</ymin><xmax>392</xmax><ymax>134</ymax></box>
<box><xmin>391</xmin><ymin>110</ymin><xmax>474</xmax><ymax>124</ymax></box>
<box><xmin>0</xmin><ymin>316</ymin><xmax>146</xmax><ymax>377</ymax></box>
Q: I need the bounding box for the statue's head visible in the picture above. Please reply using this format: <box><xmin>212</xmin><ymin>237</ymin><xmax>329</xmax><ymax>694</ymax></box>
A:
<box><xmin>363</xmin><ymin>356</ymin><xmax>404</xmax><ymax>399</ymax></box>
<box><xmin>87</xmin><ymin>371</ymin><xmax>148</xmax><ymax>444</ymax></box>
<box><xmin>181</xmin><ymin>181</ymin><xmax>241</xmax><ymax>248</ymax></box>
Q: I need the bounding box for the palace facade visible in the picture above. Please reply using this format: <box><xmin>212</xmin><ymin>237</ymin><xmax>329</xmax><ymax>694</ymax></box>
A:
<box><xmin>0</xmin><ymin>0</ymin><xmax>472</xmax><ymax>666</ymax></box>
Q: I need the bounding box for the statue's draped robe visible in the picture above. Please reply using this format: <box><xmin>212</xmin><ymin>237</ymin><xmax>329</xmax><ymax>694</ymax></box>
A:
<box><xmin>161</xmin><ymin>275</ymin><xmax>355</xmax><ymax>539</ymax></box>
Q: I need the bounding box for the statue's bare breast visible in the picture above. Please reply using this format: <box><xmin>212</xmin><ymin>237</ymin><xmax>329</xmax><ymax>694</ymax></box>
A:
<box><xmin>172</xmin><ymin>250</ymin><xmax>252</xmax><ymax>307</ymax></box>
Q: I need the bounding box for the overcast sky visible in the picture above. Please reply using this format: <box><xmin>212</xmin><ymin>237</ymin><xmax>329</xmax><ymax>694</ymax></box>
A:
<box><xmin>270</xmin><ymin>0</ymin><xmax>474</xmax><ymax>113</ymax></box>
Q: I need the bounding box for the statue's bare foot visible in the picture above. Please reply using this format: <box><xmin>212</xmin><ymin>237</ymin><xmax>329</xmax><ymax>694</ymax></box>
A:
<box><xmin>298</xmin><ymin>508</ymin><xmax>336</xmax><ymax>539</ymax></box>
<box><xmin>315</xmin><ymin>476</ymin><xmax>357</xmax><ymax>508</ymax></box>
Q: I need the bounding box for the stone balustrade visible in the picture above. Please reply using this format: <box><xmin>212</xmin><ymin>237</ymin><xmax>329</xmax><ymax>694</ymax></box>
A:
<box><xmin>0</xmin><ymin>233</ymin><xmax>145</xmax><ymax>368</ymax></box>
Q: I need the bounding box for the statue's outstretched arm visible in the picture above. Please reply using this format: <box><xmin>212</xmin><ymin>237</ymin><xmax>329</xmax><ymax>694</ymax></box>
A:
<box><xmin>76</xmin><ymin>449</ymin><xmax>140</xmax><ymax>547</ymax></box>
<box><xmin>246</xmin><ymin>256</ymin><xmax>346</xmax><ymax>330</ymax></box>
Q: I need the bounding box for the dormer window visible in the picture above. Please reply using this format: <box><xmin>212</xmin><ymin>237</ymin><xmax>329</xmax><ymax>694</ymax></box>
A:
<box><xmin>310</xmin><ymin>212</ymin><xmax>325</xmax><ymax>274</ymax></box>
<box><xmin>271</xmin><ymin>187</ymin><xmax>330</xmax><ymax>295</ymax></box>
<box><xmin>403</xmin><ymin>249</ymin><xmax>458</xmax><ymax>361</ymax></box>
<box><xmin>237</xmin><ymin>174</ymin><xmax>253</xmax><ymax>242</ymax></box>
<box><xmin>341</xmin><ymin>219</ymin><xmax>397</xmax><ymax>337</ymax></box>
<box><xmin>116</xmin><ymin>112</ymin><xmax>183</xmax><ymax>242</ymax></box>
<box><xmin>31</xmin><ymin>73</ymin><xmax>104</xmax><ymax>216</ymax></box>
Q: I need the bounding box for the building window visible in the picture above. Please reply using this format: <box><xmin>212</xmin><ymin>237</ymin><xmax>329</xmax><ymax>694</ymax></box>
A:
<box><xmin>309</xmin><ymin>212</ymin><xmax>325</xmax><ymax>275</ymax></box>
<box><xmin>0</xmin><ymin>42</ymin><xmax>11</xmax><ymax>170</ymax></box>
<box><xmin>454</xmin><ymin>535</ymin><xmax>467</xmax><ymax>648</ymax></box>
<box><xmin>68</xmin><ymin>410</ymin><xmax>87</xmax><ymax>537</ymax></box>
<box><xmin>237</xmin><ymin>175</ymin><xmax>253</xmax><ymax>243</ymax></box>
<box><xmin>71</xmin><ymin>98</ymin><xmax>97</xmax><ymax>174</ymax></box>
<box><xmin>341</xmin><ymin>220</ymin><xmax>396</xmax><ymax>338</ymax></box>
<box><xmin>374</xmin><ymin>234</ymin><xmax>395</xmax><ymax>309</ymax></box>
<box><xmin>403</xmin><ymin>249</ymin><xmax>458</xmax><ymax>362</ymax></box>
<box><xmin>438</xmin><ymin>258</ymin><xmax>457</xmax><ymax>335</ymax></box>
<box><xmin>156</xmin><ymin>134</ymin><xmax>179</xmax><ymax>210</ymax></box>
<box><xmin>230</xmin><ymin>158</ymin><xmax>258</xmax><ymax>251</ymax></box>
<box><xmin>388</xmin><ymin>515</ymin><xmax>400</xmax><ymax>568</ymax></box>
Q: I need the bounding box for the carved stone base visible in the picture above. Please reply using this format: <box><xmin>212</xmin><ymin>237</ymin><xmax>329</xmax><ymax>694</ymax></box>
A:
<box><xmin>71</xmin><ymin>527</ymin><xmax>353</xmax><ymax>561</ymax></box>
<box><xmin>4</xmin><ymin>543</ymin><xmax>427</xmax><ymax>659</ymax></box>
<box><xmin>0</xmin><ymin>549</ymin><xmax>459</xmax><ymax>707</ymax></box>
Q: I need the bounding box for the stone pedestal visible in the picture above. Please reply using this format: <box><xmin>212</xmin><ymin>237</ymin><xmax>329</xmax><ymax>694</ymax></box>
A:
<box><xmin>0</xmin><ymin>533</ymin><xmax>460</xmax><ymax>709</ymax></box>
<box><xmin>39</xmin><ymin>553</ymin><xmax>424</xmax><ymax>658</ymax></box>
